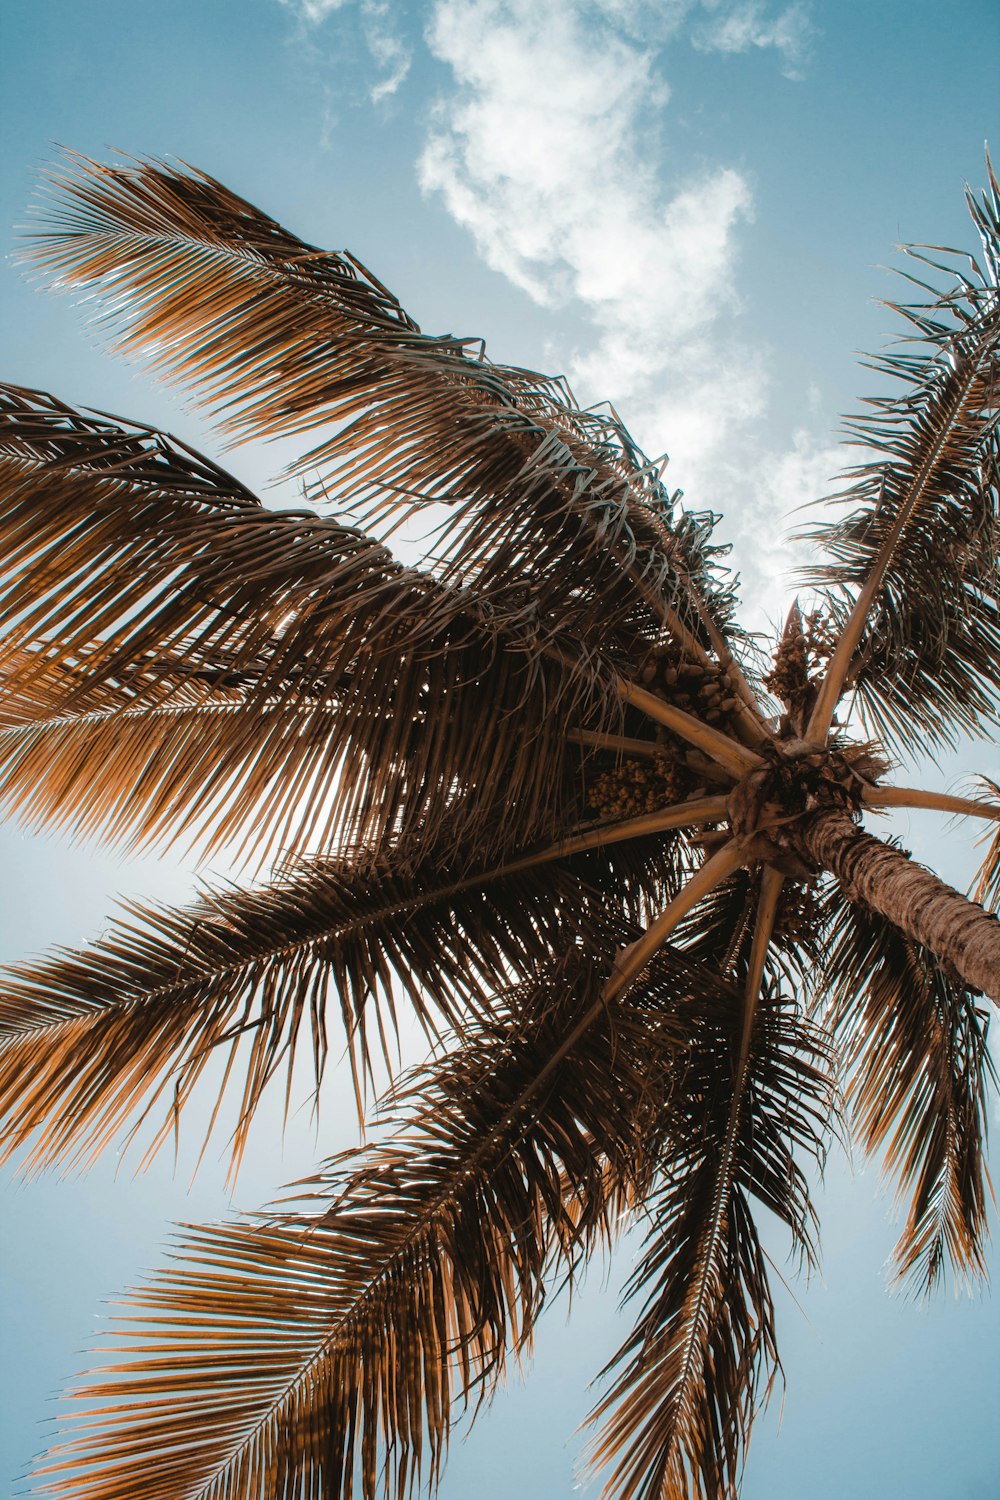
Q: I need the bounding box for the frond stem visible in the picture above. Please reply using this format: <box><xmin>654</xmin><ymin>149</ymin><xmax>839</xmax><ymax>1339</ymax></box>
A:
<box><xmin>652</xmin><ymin>864</ymin><xmax>781</xmax><ymax>1481</ymax></box>
<box><xmin>863</xmin><ymin>785</ymin><xmax>1000</xmax><ymax>822</ymax></box>
<box><xmin>616</xmin><ymin>677</ymin><xmax>766</xmax><ymax>778</ymax></box>
<box><xmin>567</xmin><ymin>728</ymin><xmax>674</xmax><ymax>760</ymax></box>
<box><xmin>604</xmin><ymin>841</ymin><xmax>746</xmax><ymax>1002</ymax></box>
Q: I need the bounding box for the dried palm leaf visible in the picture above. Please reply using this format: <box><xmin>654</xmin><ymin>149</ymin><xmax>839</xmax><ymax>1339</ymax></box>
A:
<box><xmin>823</xmin><ymin>895</ymin><xmax>995</xmax><ymax>1291</ymax></box>
<box><xmin>0</xmin><ymin>827</ymin><xmax>686</xmax><ymax>1176</ymax></box>
<box><xmin>802</xmin><ymin>163</ymin><xmax>1000</xmax><ymax>752</ymax></box>
<box><xmin>587</xmin><ymin>972</ymin><xmax>830</xmax><ymax>1500</ymax></box>
<box><xmin>29</xmin><ymin>949</ymin><xmax>727</xmax><ymax>1500</ymax></box>
<box><xmin>0</xmin><ymin>386</ymin><xmax>628</xmax><ymax>861</ymax></box>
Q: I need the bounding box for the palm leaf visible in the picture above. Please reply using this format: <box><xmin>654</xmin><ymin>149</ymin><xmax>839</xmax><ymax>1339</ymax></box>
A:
<box><xmin>802</xmin><ymin>163</ymin><xmax>1000</xmax><ymax>751</ymax></box>
<box><xmin>823</xmin><ymin>895</ymin><xmax>996</xmax><ymax>1291</ymax></box>
<box><xmin>587</xmin><ymin>978</ymin><xmax>830</xmax><ymax>1499</ymax></box>
<box><xmin>0</xmin><ymin>827</ymin><xmax>683</xmax><ymax>1175</ymax></box>
<box><xmin>29</xmin><ymin>949</ymin><xmax>723</xmax><ymax>1500</ymax></box>
<box><xmin>21</xmin><ymin>152</ymin><xmax>746</xmax><ymax>661</ymax></box>
<box><xmin>0</xmin><ymin>385</ymin><xmax>624</xmax><ymax>860</ymax></box>
<box><xmin>0</xmin><ymin>669</ymin><xmax>351</xmax><ymax>864</ymax></box>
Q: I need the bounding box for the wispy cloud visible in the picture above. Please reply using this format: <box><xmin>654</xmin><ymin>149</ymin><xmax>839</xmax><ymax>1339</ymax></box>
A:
<box><xmin>693</xmin><ymin>0</ymin><xmax>812</xmax><ymax>79</ymax></box>
<box><xmin>363</xmin><ymin>1</ymin><xmax>413</xmax><ymax>102</ymax></box>
<box><xmin>279</xmin><ymin>0</ymin><xmax>412</xmax><ymax>101</ymax></box>
<box><xmin>279</xmin><ymin>0</ymin><xmax>350</xmax><ymax>23</ymax></box>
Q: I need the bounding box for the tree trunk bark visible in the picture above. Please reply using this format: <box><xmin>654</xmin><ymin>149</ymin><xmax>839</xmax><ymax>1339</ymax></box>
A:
<box><xmin>797</xmin><ymin>808</ymin><xmax>1000</xmax><ymax>1004</ymax></box>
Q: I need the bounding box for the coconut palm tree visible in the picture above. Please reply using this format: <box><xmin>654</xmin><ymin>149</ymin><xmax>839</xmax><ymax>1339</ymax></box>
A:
<box><xmin>0</xmin><ymin>150</ymin><xmax>998</xmax><ymax>1500</ymax></box>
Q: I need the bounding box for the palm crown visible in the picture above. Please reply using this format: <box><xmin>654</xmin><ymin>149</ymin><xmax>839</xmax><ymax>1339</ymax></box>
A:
<box><xmin>1</xmin><ymin>151</ymin><xmax>998</xmax><ymax>1500</ymax></box>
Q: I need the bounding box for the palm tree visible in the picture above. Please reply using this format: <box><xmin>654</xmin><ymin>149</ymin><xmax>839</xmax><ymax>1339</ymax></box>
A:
<box><xmin>0</xmin><ymin>149</ymin><xmax>998</xmax><ymax>1500</ymax></box>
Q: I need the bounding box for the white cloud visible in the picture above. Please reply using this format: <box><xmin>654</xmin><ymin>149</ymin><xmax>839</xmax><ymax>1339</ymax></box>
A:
<box><xmin>419</xmin><ymin>0</ymin><xmax>833</xmax><ymax>628</ymax></box>
<box><xmin>420</xmin><ymin>1</ymin><xmax>758</xmax><ymax>468</ymax></box>
<box><xmin>721</xmin><ymin>427</ymin><xmax>843</xmax><ymax>633</ymax></box>
<box><xmin>279</xmin><ymin>0</ymin><xmax>351</xmax><ymax>22</ymax></box>
<box><xmin>693</xmin><ymin>0</ymin><xmax>812</xmax><ymax>79</ymax></box>
<box><xmin>280</xmin><ymin>0</ymin><xmax>824</xmax><ymax>624</ymax></box>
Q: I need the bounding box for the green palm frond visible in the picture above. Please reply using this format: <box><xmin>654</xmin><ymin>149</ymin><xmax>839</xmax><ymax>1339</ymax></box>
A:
<box><xmin>802</xmin><ymin>163</ymin><xmax>1000</xmax><ymax>752</ymax></box>
<box><xmin>824</xmin><ymin>896</ymin><xmax>996</xmax><ymax>1291</ymax></box>
<box><xmin>30</xmin><ymin>951</ymin><xmax>722</xmax><ymax>1500</ymax></box>
<box><xmin>20</xmin><ymin>153</ymin><xmax>745</xmax><ymax>660</ymax></box>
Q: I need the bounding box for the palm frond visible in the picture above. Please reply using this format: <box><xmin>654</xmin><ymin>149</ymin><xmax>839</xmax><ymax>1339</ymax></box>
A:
<box><xmin>20</xmin><ymin>152</ymin><xmax>748</xmax><ymax>663</ymax></box>
<box><xmin>0</xmin><ymin>827</ymin><xmax>683</xmax><ymax>1175</ymax></box>
<box><xmin>802</xmin><ymin>162</ymin><xmax>1000</xmax><ymax>751</ymax></box>
<box><xmin>29</xmin><ymin>949</ymin><xmax>724</xmax><ymax>1500</ymax></box>
<box><xmin>0</xmin><ymin>385</ymin><xmax>625</xmax><ymax>860</ymax></box>
<box><xmin>0</xmin><ymin>669</ymin><xmax>348</xmax><ymax>864</ymax></box>
<box><xmin>823</xmin><ymin>895</ymin><xmax>996</xmax><ymax>1291</ymax></box>
<box><xmin>587</xmin><ymin>977</ymin><xmax>830</xmax><ymax>1499</ymax></box>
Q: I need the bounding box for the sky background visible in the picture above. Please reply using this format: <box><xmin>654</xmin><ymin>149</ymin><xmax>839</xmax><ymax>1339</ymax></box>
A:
<box><xmin>1</xmin><ymin>1</ymin><xmax>999</xmax><ymax>1496</ymax></box>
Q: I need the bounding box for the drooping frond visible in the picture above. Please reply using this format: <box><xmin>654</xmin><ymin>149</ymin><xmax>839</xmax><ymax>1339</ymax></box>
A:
<box><xmin>29</xmin><ymin>950</ymin><xmax>722</xmax><ymax>1500</ymax></box>
<box><xmin>0</xmin><ymin>828</ymin><xmax>682</xmax><ymax>1175</ymax></box>
<box><xmin>0</xmin><ymin>385</ymin><xmax>624</xmax><ymax>860</ymax></box>
<box><xmin>587</xmin><ymin>978</ymin><xmax>830</xmax><ymax>1500</ymax></box>
<box><xmin>803</xmin><ymin>162</ymin><xmax>1000</xmax><ymax>751</ymax></box>
<box><xmin>20</xmin><ymin>152</ymin><xmax>746</xmax><ymax>663</ymax></box>
<box><xmin>823</xmin><ymin>896</ymin><xmax>996</xmax><ymax>1292</ymax></box>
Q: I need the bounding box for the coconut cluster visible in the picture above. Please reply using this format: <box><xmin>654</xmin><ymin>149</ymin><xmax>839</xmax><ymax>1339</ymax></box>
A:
<box><xmin>637</xmin><ymin>641</ymin><xmax>742</xmax><ymax>730</ymax></box>
<box><xmin>765</xmin><ymin>609</ymin><xmax>838</xmax><ymax>713</ymax></box>
<box><xmin>773</xmin><ymin>880</ymin><xmax>825</xmax><ymax>946</ymax></box>
<box><xmin>586</xmin><ymin>754</ymin><xmax>692</xmax><ymax>821</ymax></box>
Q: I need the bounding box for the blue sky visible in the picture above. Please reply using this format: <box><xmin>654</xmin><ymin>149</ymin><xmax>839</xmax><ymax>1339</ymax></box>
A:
<box><xmin>1</xmin><ymin>1</ymin><xmax>999</xmax><ymax>1496</ymax></box>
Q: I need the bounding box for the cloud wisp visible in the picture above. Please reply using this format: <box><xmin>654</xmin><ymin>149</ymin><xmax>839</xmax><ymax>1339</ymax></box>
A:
<box><xmin>420</xmin><ymin>1</ymin><xmax>756</xmax><ymax>463</ymax></box>
<box><xmin>279</xmin><ymin>0</ymin><xmax>412</xmax><ymax>101</ymax></box>
<box><xmin>693</xmin><ymin>0</ymin><xmax>812</xmax><ymax>79</ymax></box>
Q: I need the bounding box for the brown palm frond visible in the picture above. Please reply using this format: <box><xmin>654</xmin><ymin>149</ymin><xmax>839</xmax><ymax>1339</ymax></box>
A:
<box><xmin>587</xmin><ymin>970</ymin><xmax>830</xmax><ymax>1500</ymax></box>
<box><xmin>29</xmin><ymin>949</ymin><xmax>725</xmax><ymax>1500</ymax></box>
<box><xmin>0</xmin><ymin>677</ymin><xmax>348</xmax><ymax>864</ymax></box>
<box><xmin>670</xmin><ymin>858</ymin><xmax>829</xmax><ymax>1000</ymax></box>
<box><xmin>20</xmin><ymin>152</ymin><xmax>749</xmax><ymax>665</ymax></box>
<box><xmin>0</xmin><ymin>386</ymin><xmax>629</xmax><ymax>859</ymax></box>
<box><xmin>0</xmin><ymin>667</ymin><xmax>729</xmax><ymax>868</ymax></box>
<box><xmin>823</xmin><ymin>895</ymin><xmax>996</xmax><ymax>1291</ymax></box>
<box><xmin>0</xmin><ymin>823</ymin><xmax>689</xmax><ymax>1175</ymax></box>
<box><xmin>802</xmin><ymin>164</ymin><xmax>1000</xmax><ymax>751</ymax></box>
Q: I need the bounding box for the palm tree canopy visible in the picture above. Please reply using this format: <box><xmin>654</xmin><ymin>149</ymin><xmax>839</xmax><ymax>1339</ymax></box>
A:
<box><xmin>1</xmin><ymin>151</ymin><xmax>998</xmax><ymax>1500</ymax></box>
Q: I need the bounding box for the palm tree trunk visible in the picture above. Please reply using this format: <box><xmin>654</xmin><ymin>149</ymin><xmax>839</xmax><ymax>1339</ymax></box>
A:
<box><xmin>798</xmin><ymin>808</ymin><xmax>1000</xmax><ymax>1003</ymax></box>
